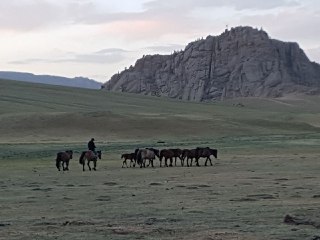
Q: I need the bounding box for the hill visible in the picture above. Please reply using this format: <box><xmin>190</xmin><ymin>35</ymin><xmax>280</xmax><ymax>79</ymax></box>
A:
<box><xmin>103</xmin><ymin>26</ymin><xmax>320</xmax><ymax>101</ymax></box>
<box><xmin>0</xmin><ymin>71</ymin><xmax>102</xmax><ymax>89</ymax></box>
<box><xmin>0</xmin><ymin>79</ymin><xmax>319</xmax><ymax>144</ymax></box>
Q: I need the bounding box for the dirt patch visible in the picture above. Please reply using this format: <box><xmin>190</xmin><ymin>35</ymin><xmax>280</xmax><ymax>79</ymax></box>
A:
<box><xmin>111</xmin><ymin>226</ymin><xmax>151</xmax><ymax>235</ymax></box>
<box><xmin>284</xmin><ymin>215</ymin><xmax>320</xmax><ymax>229</ymax></box>
<box><xmin>95</xmin><ymin>195</ymin><xmax>111</xmax><ymax>202</ymax></box>
<box><xmin>247</xmin><ymin>194</ymin><xmax>277</xmax><ymax>199</ymax></box>
<box><xmin>103</xmin><ymin>182</ymin><xmax>117</xmax><ymax>186</ymax></box>
<box><xmin>184</xmin><ymin>230</ymin><xmax>262</xmax><ymax>240</ymax></box>
<box><xmin>149</xmin><ymin>182</ymin><xmax>163</xmax><ymax>186</ymax></box>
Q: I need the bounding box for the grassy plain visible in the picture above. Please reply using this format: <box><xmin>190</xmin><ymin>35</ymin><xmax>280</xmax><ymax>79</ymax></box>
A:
<box><xmin>0</xmin><ymin>79</ymin><xmax>320</xmax><ymax>239</ymax></box>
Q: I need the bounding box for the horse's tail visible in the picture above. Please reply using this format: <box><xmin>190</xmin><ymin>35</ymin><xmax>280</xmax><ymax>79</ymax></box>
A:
<box><xmin>136</xmin><ymin>150</ymin><xmax>142</xmax><ymax>165</ymax></box>
<box><xmin>56</xmin><ymin>153</ymin><xmax>61</xmax><ymax>170</ymax></box>
<box><xmin>79</xmin><ymin>151</ymin><xmax>85</xmax><ymax>165</ymax></box>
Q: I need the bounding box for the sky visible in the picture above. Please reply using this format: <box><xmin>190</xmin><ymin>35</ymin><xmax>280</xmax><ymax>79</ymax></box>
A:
<box><xmin>0</xmin><ymin>0</ymin><xmax>319</xmax><ymax>83</ymax></box>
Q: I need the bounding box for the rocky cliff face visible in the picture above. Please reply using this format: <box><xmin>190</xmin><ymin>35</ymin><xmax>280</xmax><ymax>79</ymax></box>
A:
<box><xmin>103</xmin><ymin>26</ymin><xmax>320</xmax><ymax>101</ymax></box>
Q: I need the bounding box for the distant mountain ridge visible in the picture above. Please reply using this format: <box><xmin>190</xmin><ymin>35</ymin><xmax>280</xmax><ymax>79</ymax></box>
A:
<box><xmin>103</xmin><ymin>26</ymin><xmax>320</xmax><ymax>101</ymax></box>
<box><xmin>0</xmin><ymin>71</ymin><xmax>102</xmax><ymax>89</ymax></box>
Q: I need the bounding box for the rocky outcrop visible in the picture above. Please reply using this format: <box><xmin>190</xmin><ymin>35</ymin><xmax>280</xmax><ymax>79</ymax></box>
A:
<box><xmin>103</xmin><ymin>26</ymin><xmax>320</xmax><ymax>101</ymax></box>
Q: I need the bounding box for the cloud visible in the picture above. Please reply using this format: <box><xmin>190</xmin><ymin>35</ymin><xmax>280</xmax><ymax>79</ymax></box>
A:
<box><xmin>239</xmin><ymin>7</ymin><xmax>320</xmax><ymax>44</ymax></box>
<box><xmin>144</xmin><ymin>0</ymin><xmax>300</xmax><ymax>11</ymax></box>
<box><xmin>9</xmin><ymin>48</ymin><xmax>129</xmax><ymax>64</ymax></box>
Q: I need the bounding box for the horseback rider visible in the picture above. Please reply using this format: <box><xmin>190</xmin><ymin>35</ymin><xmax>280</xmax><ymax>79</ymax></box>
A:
<box><xmin>88</xmin><ymin>138</ymin><xmax>97</xmax><ymax>155</ymax></box>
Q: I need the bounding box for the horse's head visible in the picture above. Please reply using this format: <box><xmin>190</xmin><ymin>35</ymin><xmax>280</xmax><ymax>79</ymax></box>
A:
<box><xmin>210</xmin><ymin>149</ymin><xmax>218</xmax><ymax>158</ymax></box>
<box><xmin>66</xmin><ymin>150</ymin><xmax>73</xmax><ymax>159</ymax></box>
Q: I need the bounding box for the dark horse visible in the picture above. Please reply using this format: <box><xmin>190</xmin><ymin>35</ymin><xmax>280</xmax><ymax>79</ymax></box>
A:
<box><xmin>121</xmin><ymin>153</ymin><xmax>136</xmax><ymax>168</ymax></box>
<box><xmin>135</xmin><ymin>148</ymin><xmax>158</xmax><ymax>168</ymax></box>
<box><xmin>56</xmin><ymin>150</ymin><xmax>73</xmax><ymax>171</ymax></box>
<box><xmin>170</xmin><ymin>148</ymin><xmax>183</xmax><ymax>166</ymax></box>
<box><xmin>195</xmin><ymin>147</ymin><xmax>218</xmax><ymax>166</ymax></box>
<box><xmin>181</xmin><ymin>149</ymin><xmax>197</xmax><ymax>167</ymax></box>
<box><xmin>79</xmin><ymin>150</ymin><xmax>102</xmax><ymax>171</ymax></box>
<box><xmin>159</xmin><ymin>149</ymin><xmax>175</xmax><ymax>167</ymax></box>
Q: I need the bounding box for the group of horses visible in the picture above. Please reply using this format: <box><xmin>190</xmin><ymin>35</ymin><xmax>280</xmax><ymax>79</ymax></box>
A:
<box><xmin>121</xmin><ymin>147</ymin><xmax>218</xmax><ymax>168</ymax></box>
<box><xmin>55</xmin><ymin>150</ymin><xmax>102</xmax><ymax>171</ymax></box>
<box><xmin>55</xmin><ymin>146</ymin><xmax>218</xmax><ymax>171</ymax></box>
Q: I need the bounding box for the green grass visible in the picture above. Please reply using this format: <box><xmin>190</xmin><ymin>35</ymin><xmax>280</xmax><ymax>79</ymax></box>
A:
<box><xmin>1</xmin><ymin>79</ymin><xmax>320</xmax><ymax>144</ymax></box>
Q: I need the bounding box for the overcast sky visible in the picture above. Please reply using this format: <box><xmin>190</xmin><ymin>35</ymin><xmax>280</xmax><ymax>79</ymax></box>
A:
<box><xmin>0</xmin><ymin>0</ymin><xmax>319</xmax><ymax>82</ymax></box>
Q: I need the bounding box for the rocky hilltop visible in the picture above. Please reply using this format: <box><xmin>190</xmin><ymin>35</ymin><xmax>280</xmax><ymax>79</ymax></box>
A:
<box><xmin>103</xmin><ymin>26</ymin><xmax>320</xmax><ymax>101</ymax></box>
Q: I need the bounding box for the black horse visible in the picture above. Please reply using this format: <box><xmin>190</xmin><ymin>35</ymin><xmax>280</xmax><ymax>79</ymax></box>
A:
<box><xmin>121</xmin><ymin>153</ymin><xmax>136</xmax><ymax>168</ymax></box>
<box><xmin>56</xmin><ymin>150</ymin><xmax>73</xmax><ymax>171</ymax></box>
<box><xmin>159</xmin><ymin>149</ymin><xmax>175</xmax><ymax>167</ymax></box>
<box><xmin>195</xmin><ymin>147</ymin><xmax>218</xmax><ymax>166</ymax></box>
<box><xmin>170</xmin><ymin>148</ymin><xmax>183</xmax><ymax>166</ymax></box>
<box><xmin>181</xmin><ymin>149</ymin><xmax>197</xmax><ymax>167</ymax></box>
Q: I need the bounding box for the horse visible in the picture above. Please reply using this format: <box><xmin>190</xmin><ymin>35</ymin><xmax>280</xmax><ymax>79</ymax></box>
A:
<box><xmin>181</xmin><ymin>149</ymin><xmax>197</xmax><ymax>167</ymax></box>
<box><xmin>146</xmin><ymin>148</ymin><xmax>160</xmax><ymax>159</ymax></box>
<box><xmin>79</xmin><ymin>150</ymin><xmax>102</xmax><ymax>171</ymax></box>
<box><xmin>121</xmin><ymin>153</ymin><xmax>136</xmax><ymax>168</ymax></box>
<box><xmin>170</xmin><ymin>148</ymin><xmax>183</xmax><ymax>166</ymax></box>
<box><xmin>55</xmin><ymin>150</ymin><xmax>73</xmax><ymax>171</ymax></box>
<box><xmin>135</xmin><ymin>148</ymin><xmax>156</xmax><ymax>168</ymax></box>
<box><xmin>159</xmin><ymin>149</ymin><xmax>175</xmax><ymax>167</ymax></box>
<box><xmin>195</xmin><ymin>147</ymin><xmax>218</xmax><ymax>166</ymax></box>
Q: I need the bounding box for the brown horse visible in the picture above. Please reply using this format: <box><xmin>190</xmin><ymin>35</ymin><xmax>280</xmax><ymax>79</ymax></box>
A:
<box><xmin>135</xmin><ymin>148</ymin><xmax>156</xmax><ymax>168</ymax></box>
<box><xmin>79</xmin><ymin>150</ymin><xmax>102</xmax><ymax>171</ymax></box>
<box><xmin>170</xmin><ymin>148</ymin><xmax>183</xmax><ymax>166</ymax></box>
<box><xmin>121</xmin><ymin>153</ymin><xmax>136</xmax><ymax>168</ymax></box>
<box><xmin>159</xmin><ymin>149</ymin><xmax>175</xmax><ymax>167</ymax></box>
<box><xmin>56</xmin><ymin>150</ymin><xmax>73</xmax><ymax>171</ymax></box>
<box><xmin>195</xmin><ymin>147</ymin><xmax>218</xmax><ymax>166</ymax></box>
<box><xmin>182</xmin><ymin>149</ymin><xmax>197</xmax><ymax>167</ymax></box>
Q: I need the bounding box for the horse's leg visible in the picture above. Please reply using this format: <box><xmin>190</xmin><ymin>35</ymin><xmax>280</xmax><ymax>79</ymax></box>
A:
<box><xmin>208</xmin><ymin>157</ymin><xmax>213</xmax><ymax>166</ymax></box>
<box><xmin>151</xmin><ymin>158</ymin><xmax>154</xmax><ymax>168</ymax></box>
<box><xmin>196</xmin><ymin>157</ymin><xmax>200</xmax><ymax>167</ymax></box>
<box><xmin>82</xmin><ymin>161</ymin><xmax>85</xmax><ymax>171</ymax></box>
<box><xmin>143</xmin><ymin>158</ymin><xmax>146</xmax><ymax>168</ymax></box>
<box><xmin>87</xmin><ymin>160</ymin><xmax>91</xmax><ymax>171</ymax></box>
<box><xmin>174</xmin><ymin>157</ymin><xmax>177</xmax><ymax>166</ymax></box>
<box><xmin>62</xmin><ymin>161</ymin><xmax>66</xmax><ymax>171</ymax></box>
<box><xmin>93</xmin><ymin>160</ymin><xmax>97</xmax><ymax>171</ymax></box>
<box><xmin>66</xmin><ymin>160</ymin><xmax>70</xmax><ymax>171</ymax></box>
<box><xmin>169</xmin><ymin>158</ymin><xmax>173</xmax><ymax>167</ymax></box>
<box><xmin>164</xmin><ymin>157</ymin><xmax>168</xmax><ymax>167</ymax></box>
<box><xmin>180</xmin><ymin>157</ymin><xmax>184</xmax><ymax>167</ymax></box>
<box><xmin>56</xmin><ymin>160</ymin><xmax>61</xmax><ymax>171</ymax></box>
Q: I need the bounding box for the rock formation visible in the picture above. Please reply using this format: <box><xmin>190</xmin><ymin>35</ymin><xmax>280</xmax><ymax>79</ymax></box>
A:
<box><xmin>103</xmin><ymin>26</ymin><xmax>320</xmax><ymax>101</ymax></box>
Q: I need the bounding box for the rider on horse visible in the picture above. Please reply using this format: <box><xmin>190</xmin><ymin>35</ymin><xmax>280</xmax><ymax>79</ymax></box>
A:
<box><xmin>88</xmin><ymin>138</ymin><xmax>97</xmax><ymax>155</ymax></box>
